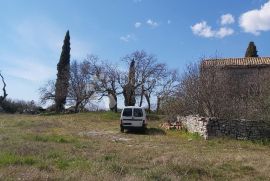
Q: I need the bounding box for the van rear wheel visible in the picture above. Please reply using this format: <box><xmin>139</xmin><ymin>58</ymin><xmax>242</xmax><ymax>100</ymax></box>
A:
<box><xmin>142</xmin><ymin>126</ymin><xmax>147</xmax><ymax>133</ymax></box>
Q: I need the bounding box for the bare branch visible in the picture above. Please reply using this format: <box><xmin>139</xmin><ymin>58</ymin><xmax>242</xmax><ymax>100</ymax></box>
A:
<box><xmin>0</xmin><ymin>72</ymin><xmax>8</xmax><ymax>104</ymax></box>
<box><xmin>39</xmin><ymin>80</ymin><xmax>55</xmax><ymax>105</ymax></box>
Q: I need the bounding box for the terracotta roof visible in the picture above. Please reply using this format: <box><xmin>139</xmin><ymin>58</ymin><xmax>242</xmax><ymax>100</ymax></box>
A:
<box><xmin>202</xmin><ymin>57</ymin><xmax>270</xmax><ymax>68</ymax></box>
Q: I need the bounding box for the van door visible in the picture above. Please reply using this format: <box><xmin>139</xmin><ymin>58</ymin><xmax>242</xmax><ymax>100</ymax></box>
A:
<box><xmin>121</xmin><ymin>108</ymin><xmax>133</xmax><ymax>126</ymax></box>
<box><xmin>132</xmin><ymin>108</ymin><xmax>144</xmax><ymax>127</ymax></box>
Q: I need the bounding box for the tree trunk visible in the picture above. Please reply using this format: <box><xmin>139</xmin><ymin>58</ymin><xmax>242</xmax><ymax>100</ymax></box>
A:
<box><xmin>139</xmin><ymin>85</ymin><xmax>144</xmax><ymax>107</ymax></box>
<box><xmin>74</xmin><ymin>101</ymin><xmax>81</xmax><ymax>113</ymax></box>
<box><xmin>156</xmin><ymin>96</ymin><xmax>161</xmax><ymax>113</ymax></box>
<box><xmin>144</xmin><ymin>93</ymin><xmax>151</xmax><ymax>112</ymax></box>
<box><xmin>109</xmin><ymin>93</ymin><xmax>118</xmax><ymax>113</ymax></box>
<box><xmin>123</xmin><ymin>85</ymin><xmax>136</xmax><ymax>106</ymax></box>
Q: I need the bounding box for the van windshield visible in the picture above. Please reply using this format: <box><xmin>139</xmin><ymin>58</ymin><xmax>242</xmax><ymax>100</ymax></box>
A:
<box><xmin>123</xmin><ymin>108</ymin><xmax>132</xmax><ymax>117</ymax></box>
<box><xmin>133</xmin><ymin>108</ymin><xmax>143</xmax><ymax>117</ymax></box>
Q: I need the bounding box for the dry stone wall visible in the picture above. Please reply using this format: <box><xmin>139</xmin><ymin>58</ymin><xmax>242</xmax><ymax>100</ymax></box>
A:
<box><xmin>179</xmin><ymin>115</ymin><xmax>270</xmax><ymax>140</ymax></box>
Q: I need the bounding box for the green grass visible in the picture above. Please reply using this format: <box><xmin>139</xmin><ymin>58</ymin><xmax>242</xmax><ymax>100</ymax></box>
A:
<box><xmin>166</xmin><ymin>129</ymin><xmax>203</xmax><ymax>140</ymax></box>
<box><xmin>0</xmin><ymin>152</ymin><xmax>36</xmax><ymax>166</ymax></box>
<box><xmin>0</xmin><ymin>112</ymin><xmax>270</xmax><ymax>180</ymax></box>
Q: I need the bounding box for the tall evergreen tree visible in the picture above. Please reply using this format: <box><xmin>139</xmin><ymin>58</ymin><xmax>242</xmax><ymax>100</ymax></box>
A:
<box><xmin>55</xmin><ymin>30</ymin><xmax>71</xmax><ymax>112</ymax></box>
<box><xmin>245</xmin><ymin>41</ymin><xmax>258</xmax><ymax>57</ymax></box>
<box><xmin>123</xmin><ymin>59</ymin><xmax>136</xmax><ymax>106</ymax></box>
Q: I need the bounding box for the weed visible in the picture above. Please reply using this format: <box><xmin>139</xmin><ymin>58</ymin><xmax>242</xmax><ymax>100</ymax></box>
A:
<box><xmin>0</xmin><ymin>152</ymin><xmax>36</xmax><ymax>166</ymax></box>
<box><xmin>166</xmin><ymin>129</ymin><xmax>203</xmax><ymax>140</ymax></box>
<box><xmin>31</xmin><ymin>134</ymin><xmax>76</xmax><ymax>143</ymax></box>
<box><xmin>108</xmin><ymin>162</ymin><xmax>128</xmax><ymax>175</ymax></box>
<box><xmin>57</xmin><ymin>159</ymin><xmax>70</xmax><ymax>170</ymax></box>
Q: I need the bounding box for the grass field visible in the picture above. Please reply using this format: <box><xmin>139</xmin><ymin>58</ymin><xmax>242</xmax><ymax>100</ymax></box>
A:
<box><xmin>0</xmin><ymin>112</ymin><xmax>270</xmax><ymax>180</ymax></box>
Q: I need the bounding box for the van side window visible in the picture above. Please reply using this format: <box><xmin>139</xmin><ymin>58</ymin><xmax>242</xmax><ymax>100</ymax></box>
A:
<box><xmin>123</xmin><ymin>108</ymin><xmax>132</xmax><ymax>116</ymax></box>
<box><xmin>133</xmin><ymin>108</ymin><xmax>143</xmax><ymax>117</ymax></box>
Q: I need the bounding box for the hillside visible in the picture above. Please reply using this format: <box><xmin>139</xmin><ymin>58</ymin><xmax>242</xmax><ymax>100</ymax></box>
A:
<box><xmin>0</xmin><ymin>112</ymin><xmax>269</xmax><ymax>180</ymax></box>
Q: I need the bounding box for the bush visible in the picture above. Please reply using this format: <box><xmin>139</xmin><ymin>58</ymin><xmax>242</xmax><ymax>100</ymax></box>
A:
<box><xmin>1</xmin><ymin>99</ymin><xmax>40</xmax><ymax>114</ymax></box>
<box><xmin>1</xmin><ymin>99</ymin><xmax>17</xmax><ymax>113</ymax></box>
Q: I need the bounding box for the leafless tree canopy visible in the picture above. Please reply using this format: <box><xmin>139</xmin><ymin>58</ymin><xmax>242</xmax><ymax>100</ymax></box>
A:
<box><xmin>39</xmin><ymin>58</ymin><xmax>97</xmax><ymax>112</ymax></box>
<box><xmin>86</xmin><ymin>55</ymin><xmax>122</xmax><ymax>112</ymax></box>
<box><xmin>157</xmin><ymin>70</ymin><xmax>180</xmax><ymax>113</ymax></box>
<box><xmin>121</xmin><ymin>50</ymin><xmax>170</xmax><ymax>111</ymax></box>
<box><xmin>39</xmin><ymin>80</ymin><xmax>55</xmax><ymax>105</ymax></box>
<box><xmin>68</xmin><ymin>60</ymin><xmax>96</xmax><ymax>113</ymax></box>
<box><xmin>162</xmin><ymin>58</ymin><xmax>270</xmax><ymax>121</ymax></box>
<box><xmin>39</xmin><ymin>51</ymin><xmax>178</xmax><ymax>112</ymax></box>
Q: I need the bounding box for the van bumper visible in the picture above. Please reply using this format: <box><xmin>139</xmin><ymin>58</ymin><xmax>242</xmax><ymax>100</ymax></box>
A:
<box><xmin>120</xmin><ymin>123</ymin><xmax>147</xmax><ymax>129</ymax></box>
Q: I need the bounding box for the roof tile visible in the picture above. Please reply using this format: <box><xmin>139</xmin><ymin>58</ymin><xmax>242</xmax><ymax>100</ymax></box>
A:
<box><xmin>202</xmin><ymin>57</ymin><xmax>270</xmax><ymax>67</ymax></box>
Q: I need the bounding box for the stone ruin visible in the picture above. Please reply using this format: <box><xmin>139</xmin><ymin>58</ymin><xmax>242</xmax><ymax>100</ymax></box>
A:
<box><xmin>161</xmin><ymin>115</ymin><xmax>270</xmax><ymax>140</ymax></box>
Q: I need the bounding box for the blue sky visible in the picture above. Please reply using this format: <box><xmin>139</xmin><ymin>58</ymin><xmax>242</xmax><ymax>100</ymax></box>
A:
<box><xmin>0</xmin><ymin>0</ymin><xmax>270</xmax><ymax>106</ymax></box>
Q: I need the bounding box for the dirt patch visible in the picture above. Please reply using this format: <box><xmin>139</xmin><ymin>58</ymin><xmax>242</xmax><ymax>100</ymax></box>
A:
<box><xmin>78</xmin><ymin>131</ymin><xmax>132</xmax><ymax>142</ymax></box>
<box><xmin>79</xmin><ymin>131</ymin><xmax>115</xmax><ymax>137</ymax></box>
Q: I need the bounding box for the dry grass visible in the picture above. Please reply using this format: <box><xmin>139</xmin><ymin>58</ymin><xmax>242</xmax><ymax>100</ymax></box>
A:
<box><xmin>0</xmin><ymin>112</ymin><xmax>269</xmax><ymax>180</ymax></box>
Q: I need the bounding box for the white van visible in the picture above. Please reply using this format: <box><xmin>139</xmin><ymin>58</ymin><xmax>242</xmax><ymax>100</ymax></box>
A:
<box><xmin>120</xmin><ymin>106</ymin><xmax>147</xmax><ymax>132</ymax></box>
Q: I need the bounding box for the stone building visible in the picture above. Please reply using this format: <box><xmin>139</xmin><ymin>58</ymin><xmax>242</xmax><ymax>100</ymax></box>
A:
<box><xmin>200</xmin><ymin>57</ymin><xmax>270</xmax><ymax>119</ymax></box>
<box><xmin>201</xmin><ymin>57</ymin><xmax>270</xmax><ymax>93</ymax></box>
<box><xmin>202</xmin><ymin>57</ymin><xmax>270</xmax><ymax>74</ymax></box>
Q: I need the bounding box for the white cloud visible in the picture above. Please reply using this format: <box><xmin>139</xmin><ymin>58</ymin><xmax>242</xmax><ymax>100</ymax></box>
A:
<box><xmin>239</xmin><ymin>0</ymin><xmax>270</xmax><ymax>35</ymax></box>
<box><xmin>134</xmin><ymin>22</ymin><xmax>142</xmax><ymax>28</ymax></box>
<box><xmin>216</xmin><ymin>27</ymin><xmax>234</xmax><ymax>38</ymax></box>
<box><xmin>191</xmin><ymin>21</ymin><xmax>215</xmax><ymax>38</ymax></box>
<box><xmin>221</xmin><ymin>14</ymin><xmax>235</xmax><ymax>25</ymax></box>
<box><xmin>191</xmin><ymin>21</ymin><xmax>234</xmax><ymax>38</ymax></box>
<box><xmin>120</xmin><ymin>34</ymin><xmax>135</xmax><ymax>42</ymax></box>
<box><xmin>146</xmin><ymin>19</ymin><xmax>159</xmax><ymax>28</ymax></box>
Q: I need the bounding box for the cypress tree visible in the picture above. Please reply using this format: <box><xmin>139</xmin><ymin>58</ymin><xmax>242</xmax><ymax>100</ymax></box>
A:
<box><xmin>245</xmin><ymin>41</ymin><xmax>258</xmax><ymax>57</ymax></box>
<box><xmin>123</xmin><ymin>59</ymin><xmax>136</xmax><ymax>106</ymax></box>
<box><xmin>55</xmin><ymin>30</ymin><xmax>71</xmax><ymax>113</ymax></box>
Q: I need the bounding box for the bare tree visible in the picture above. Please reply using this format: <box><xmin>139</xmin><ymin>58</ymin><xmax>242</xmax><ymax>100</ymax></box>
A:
<box><xmin>139</xmin><ymin>63</ymin><xmax>168</xmax><ymax>112</ymax></box>
<box><xmin>99</xmin><ymin>65</ymin><xmax>121</xmax><ymax>112</ymax></box>
<box><xmin>87</xmin><ymin>55</ymin><xmax>122</xmax><ymax>112</ymax></box>
<box><xmin>0</xmin><ymin>72</ymin><xmax>8</xmax><ymax>106</ymax></box>
<box><xmin>163</xmin><ymin>60</ymin><xmax>231</xmax><ymax>117</ymax></box>
<box><xmin>156</xmin><ymin>70</ymin><xmax>179</xmax><ymax>113</ymax></box>
<box><xmin>121</xmin><ymin>50</ymin><xmax>168</xmax><ymax>109</ymax></box>
<box><xmin>39</xmin><ymin>80</ymin><xmax>55</xmax><ymax>105</ymax></box>
<box><xmin>39</xmin><ymin>59</ymin><xmax>97</xmax><ymax>113</ymax></box>
<box><xmin>68</xmin><ymin>60</ymin><xmax>96</xmax><ymax>113</ymax></box>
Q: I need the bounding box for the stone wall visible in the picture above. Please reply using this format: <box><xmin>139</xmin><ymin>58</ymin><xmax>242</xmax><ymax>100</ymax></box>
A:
<box><xmin>179</xmin><ymin>115</ymin><xmax>270</xmax><ymax>140</ymax></box>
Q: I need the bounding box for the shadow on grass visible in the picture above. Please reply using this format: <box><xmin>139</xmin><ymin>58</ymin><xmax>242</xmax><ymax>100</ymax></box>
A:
<box><xmin>125</xmin><ymin>128</ymin><xmax>166</xmax><ymax>136</ymax></box>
